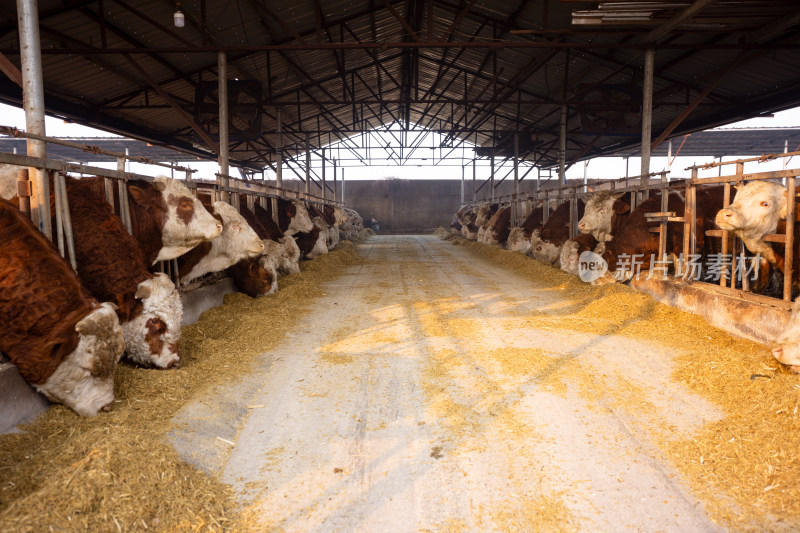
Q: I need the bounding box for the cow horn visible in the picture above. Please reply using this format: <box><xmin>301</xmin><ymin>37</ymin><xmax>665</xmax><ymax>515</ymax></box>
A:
<box><xmin>152</xmin><ymin>179</ymin><xmax>168</xmax><ymax>192</ymax></box>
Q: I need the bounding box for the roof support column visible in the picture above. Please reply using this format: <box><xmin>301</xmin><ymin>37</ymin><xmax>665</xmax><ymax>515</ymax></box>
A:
<box><xmin>276</xmin><ymin>107</ymin><xmax>283</xmax><ymax>189</ymax></box>
<box><xmin>304</xmin><ymin>133</ymin><xmax>311</xmax><ymax>197</ymax></box>
<box><xmin>641</xmin><ymin>49</ymin><xmax>655</xmax><ymax>187</ymax></box>
<box><xmin>513</xmin><ymin>132</ymin><xmax>520</xmax><ymax>196</ymax></box>
<box><xmin>460</xmin><ymin>164</ymin><xmax>465</xmax><ymax>205</ymax></box>
<box><xmin>17</xmin><ymin>0</ymin><xmax>50</xmax><ymax>238</ymax></box>
<box><xmin>321</xmin><ymin>148</ymin><xmax>326</xmax><ymax>201</ymax></box>
<box><xmin>333</xmin><ymin>158</ymin><xmax>338</xmax><ymax>203</ymax></box>
<box><xmin>341</xmin><ymin>169</ymin><xmax>345</xmax><ymax>205</ymax></box>
<box><xmin>490</xmin><ymin>153</ymin><xmax>495</xmax><ymax>202</ymax></box>
<box><xmin>217</xmin><ymin>51</ymin><xmax>229</xmax><ymax>202</ymax></box>
<box><xmin>472</xmin><ymin>158</ymin><xmax>476</xmax><ymax>202</ymax></box>
<box><xmin>558</xmin><ymin>103</ymin><xmax>567</xmax><ymax>186</ymax></box>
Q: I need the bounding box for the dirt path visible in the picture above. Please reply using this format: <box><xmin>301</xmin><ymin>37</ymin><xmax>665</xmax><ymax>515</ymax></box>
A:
<box><xmin>172</xmin><ymin>235</ymin><xmax>724</xmax><ymax>532</ymax></box>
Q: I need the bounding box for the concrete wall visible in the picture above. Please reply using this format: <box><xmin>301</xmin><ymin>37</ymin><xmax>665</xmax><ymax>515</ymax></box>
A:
<box><xmin>270</xmin><ymin>178</ymin><xmax>542</xmax><ymax>233</ymax></box>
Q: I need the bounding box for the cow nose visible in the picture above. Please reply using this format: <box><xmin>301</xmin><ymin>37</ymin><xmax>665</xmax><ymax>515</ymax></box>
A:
<box><xmin>771</xmin><ymin>346</ymin><xmax>783</xmax><ymax>360</ymax></box>
<box><xmin>166</xmin><ymin>357</ymin><xmax>181</xmax><ymax>369</ymax></box>
<box><xmin>101</xmin><ymin>402</ymin><xmax>113</xmax><ymax>412</ymax></box>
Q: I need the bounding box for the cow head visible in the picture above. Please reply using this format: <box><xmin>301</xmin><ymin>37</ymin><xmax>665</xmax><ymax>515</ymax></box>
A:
<box><xmin>578</xmin><ymin>191</ymin><xmax>630</xmax><ymax>241</ymax></box>
<box><xmin>475</xmin><ymin>203</ymin><xmax>498</xmax><ymax>227</ymax></box>
<box><xmin>285</xmin><ymin>200</ymin><xmax>314</xmax><ymax>235</ymax></box>
<box><xmin>532</xmin><ymin>237</ymin><xmax>562</xmax><ymax>265</ymax></box>
<box><xmin>278</xmin><ymin>235</ymin><xmax>302</xmax><ymax>274</ymax></box>
<box><xmin>507</xmin><ymin>227</ymin><xmax>532</xmax><ymax>254</ymax></box>
<box><xmin>715</xmin><ymin>181</ymin><xmax>788</xmax><ymax>245</ymax></box>
<box><xmin>772</xmin><ymin>296</ymin><xmax>800</xmax><ymax>373</ymax></box>
<box><xmin>233</xmin><ymin>256</ymin><xmax>277</xmax><ymax>297</ymax></box>
<box><xmin>128</xmin><ymin>177</ymin><xmax>223</xmax><ymax>264</ymax></box>
<box><xmin>38</xmin><ymin>302</ymin><xmax>125</xmax><ymax>416</ymax></box>
<box><xmin>123</xmin><ymin>274</ymin><xmax>182</xmax><ymax>369</ymax></box>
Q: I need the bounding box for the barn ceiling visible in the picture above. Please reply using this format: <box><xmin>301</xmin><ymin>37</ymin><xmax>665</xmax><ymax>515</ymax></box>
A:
<box><xmin>0</xmin><ymin>0</ymin><xmax>798</xmax><ymax>173</ymax></box>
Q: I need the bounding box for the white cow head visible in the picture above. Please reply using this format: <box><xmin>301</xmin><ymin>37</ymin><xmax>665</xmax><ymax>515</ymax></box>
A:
<box><xmin>278</xmin><ymin>235</ymin><xmax>301</xmax><ymax>275</ymax></box>
<box><xmin>180</xmin><ymin>201</ymin><xmax>265</xmax><ymax>283</ymax></box>
<box><xmin>286</xmin><ymin>200</ymin><xmax>314</xmax><ymax>235</ymax></box>
<box><xmin>128</xmin><ymin>177</ymin><xmax>222</xmax><ymax>264</ymax></box>
<box><xmin>122</xmin><ymin>273</ymin><xmax>183</xmax><ymax>369</ymax></box>
<box><xmin>715</xmin><ymin>181</ymin><xmax>788</xmax><ymax>262</ymax></box>
<box><xmin>506</xmin><ymin>226</ymin><xmax>532</xmax><ymax>254</ymax></box>
<box><xmin>578</xmin><ymin>191</ymin><xmax>629</xmax><ymax>242</ymax></box>
<box><xmin>37</xmin><ymin>303</ymin><xmax>125</xmax><ymax>417</ymax></box>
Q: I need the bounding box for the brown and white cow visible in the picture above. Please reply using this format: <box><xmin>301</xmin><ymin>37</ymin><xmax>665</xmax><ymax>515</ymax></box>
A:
<box><xmin>474</xmin><ymin>202</ymin><xmax>500</xmax><ymax>242</ymax></box>
<box><xmin>272</xmin><ymin>197</ymin><xmax>314</xmax><ymax>236</ymax></box>
<box><xmin>559</xmin><ymin>191</ymin><xmax>631</xmax><ymax>275</ymax></box>
<box><xmin>54</xmin><ymin>177</ymin><xmax>182</xmax><ymax>369</ymax></box>
<box><xmin>0</xmin><ymin>197</ymin><xmax>125</xmax><ymax>416</ymax></box>
<box><xmin>559</xmin><ymin>232</ymin><xmax>601</xmax><ymax>277</ymax></box>
<box><xmin>531</xmin><ymin>200</ymin><xmax>585</xmax><ymax>266</ymax></box>
<box><xmin>507</xmin><ymin>204</ymin><xmax>546</xmax><ymax>254</ymax></box>
<box><xmin>296</xmin><ymin>203</ymin><xmax>331</xmax><ymax>259</ymax></box>
<box><xmin>251</xmin><ymin>202</ymin><xmax>304</xmax><ymax>273</ymax></box>
<box><xmin>114</xmin><ymin>177</ymin><xmax>222</xmax><ymax>265</ymax></box>
<box><xmin>178</xmin><ymin>201</ymin><xmax>264</xmax><ymax>284</ymax></box>
<box><xmin>479</xmin><ymin>205</ymin><xmax>513</xmax><ymax>246</ymax></box>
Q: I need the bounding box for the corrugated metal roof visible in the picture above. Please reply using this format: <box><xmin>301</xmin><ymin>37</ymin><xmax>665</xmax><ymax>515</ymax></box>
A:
<box><xmin>0</xmin><ymin>0</ymin><xmax>797</xmax><ymax>171</ymax></box>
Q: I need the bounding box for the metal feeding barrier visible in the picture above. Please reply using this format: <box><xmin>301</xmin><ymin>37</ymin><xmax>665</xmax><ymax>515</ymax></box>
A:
<box><xmin>460</xmin><ymin>154</ymin><xmax>800</xmax><ymax>308</ymax></box>
<box><xmin>1</xmin><ymin>126</ymin><xmax>345</xmax><ymax>292</ymax></box>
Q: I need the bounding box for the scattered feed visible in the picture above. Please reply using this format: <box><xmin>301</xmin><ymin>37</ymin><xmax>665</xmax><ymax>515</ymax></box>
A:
<box><xmin>442</xmin><ymin>234</ymin><xmax>800</xmax><ymax>530</ymax></box>
<box><xmin>0</xmin><ymin>242</ymin><xmax>366</xmax><ymax>533</ymax></box>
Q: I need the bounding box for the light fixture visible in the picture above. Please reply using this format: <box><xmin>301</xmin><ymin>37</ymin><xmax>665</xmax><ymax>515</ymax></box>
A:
<box><xmin>174</xmin><ymin>1</ymin><xmax>185</xmax><ymax>27</ymax></box>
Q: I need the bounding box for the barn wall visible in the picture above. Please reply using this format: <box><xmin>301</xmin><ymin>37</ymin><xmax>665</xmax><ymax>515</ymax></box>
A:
<box><xmin>269</xmin><ymin>179</ymin><xmax>543</xmax><ymax>233</ymax></box>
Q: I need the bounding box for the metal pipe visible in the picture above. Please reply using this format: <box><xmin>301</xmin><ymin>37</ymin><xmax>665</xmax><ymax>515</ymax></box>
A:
<box><xmin>305</xmin><ymin>132</ymin><xmax>311</xmax><ymax>197</ymax></box>
<box><xmin>460</xmin><ymin>164</ymin><xmax>465</xmax><ymax>205</ymax></box>
<box><xmin>333</xmin><ymin>158</ymin><xmax>337</xmax><ymax>203</ymax></box>
<box><xmin>641</xmin><ymin>49</ymin><xmax>655</xmax><ymax>186</ymax></box>
<box><xmin>321</xmin><ymin>148</ymin><xmax>326</xmax><ymax>200</ymax></box>
<box><xmin>53</xmin><ymin>170</ymin><xmax>64</xmax><ymax>257</ymax></box>
<box><xmin>667</xmin><ymin>139</ymin><xmax>673</xmax><ymax>172</ymax></box>
<box><xmin>17</xmin><ymin>0</ymin><xmax>50</xmax><ymax>238</ymax></box>
<box><xmin>56</xmin><ymin>172</ymin><xmax>77</xmax><ymax>272</ymax></box>
<box><xmin>217</xmin><ymin>51</ymin><xmax>229</xmax><ymax>201</ymax></box>
<box><xmin>342</xmin><ymin>168</ymin><xmax>345</xmax><ymax>204</ymax></box>
<box><xmin>490</xmin><ymin>153</ymin><xmax>495</xmax><ymax>202</ymax></box>
<box><xmin>558</xmin><ymin>103</ymin><xmax>567</xmax><ymax>186</ymax></box>
<box><xmin>276</xmin><ymin>107</ymin><xmax>283</xmax><ymax>188</ymax></box>
<box><xmin>472</xmin><ymin>158</ymin><xmax>476</xmax><ymax>202</ymax></box>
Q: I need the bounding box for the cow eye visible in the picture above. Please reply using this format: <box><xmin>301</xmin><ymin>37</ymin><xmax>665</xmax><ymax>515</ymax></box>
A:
<box><xmin>232</xmin><ymin>224</ymin><xmax>241</xmax><ymax>231</ymax></box>
<box><xmin>761</xmin><ymin>201</ymin><xmax>770</xmax><ymax>207</ymax></box>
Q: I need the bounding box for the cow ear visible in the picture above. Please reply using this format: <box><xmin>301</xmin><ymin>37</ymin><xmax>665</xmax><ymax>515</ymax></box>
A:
<box><xmin>613</xmin><ymin>200</ymin><xmax>630</xmax><ymax>214</ymax></box>
<box><xmin>611</xmin><ymin>192</ymin><xmax>625</xmax><ymax>200</ymax></box>
<box><xmin>135</xmin><ymin>281</ymin><xmax>152</xmax><ymax>300</ymax></box>
<box><xmin>248</xmin><ymin>261</ymin><xmax>259</xmax><ymax>276</ymax></box>
<box><xmin>127</xmin><ymin>184</ymin><xmax>151</xmax><ymax>205</ymax></box>
<box><xmin>152</xmin><ymin>179</ymin><xmax>167</xmax><ymax>192</ymax></box>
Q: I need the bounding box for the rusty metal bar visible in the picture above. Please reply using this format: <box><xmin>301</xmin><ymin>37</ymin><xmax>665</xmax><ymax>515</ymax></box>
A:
<box><xmin>52</xmin><ymin>170</ymin><xmax>65</xmax><ymax>257</ymax></box>
<box><xmin>785</xmin><ymin>176</ymin><xmax>795</xmax><ymax>301</ymax></box>
<box><xmin>54</xmin><ymin>171</ymin><xmax>77</xmax><ymax>272</ymax></box>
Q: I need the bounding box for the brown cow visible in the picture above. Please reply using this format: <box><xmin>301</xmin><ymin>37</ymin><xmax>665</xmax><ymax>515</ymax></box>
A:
<box><xmin>55</xmin><ymin>177</ymin><xmax>182</xmax><ymax>369</ymax></box>
<box><xmin>507</xmin><ymin>204</ymin><xmax>546</xmax><ymax>254</ymax></box>
<box><xmin>0</xmin><ymin>197</ymin><xmax>125</xmax><ymax>416</ymax></box>
<box><xmin>479</xmin><ymin>205</ymin><xmax>513</xmax><ymax>246</ymax></box>
<box><xmin>531</xmin><ymin>200</ymin><xmax>586</xmax><ymax>265</ymax></box>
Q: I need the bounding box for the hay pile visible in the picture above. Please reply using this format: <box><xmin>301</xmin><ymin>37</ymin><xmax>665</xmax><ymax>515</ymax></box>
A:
<box><xmin>441</xmin><ymin>234</ymin><xmax>800</xmax><ymax>530</ymax></box>
<box><xmin>0</xmin><ymin>242</ymin><xmax>366</xmax><ymax>533</ymax></box>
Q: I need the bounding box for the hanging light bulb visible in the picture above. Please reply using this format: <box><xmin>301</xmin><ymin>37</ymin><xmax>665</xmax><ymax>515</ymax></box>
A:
<box><xmin>174</xmin><ymin>1</ymin><xmax>185</xmax><ymax>27</ymax></box>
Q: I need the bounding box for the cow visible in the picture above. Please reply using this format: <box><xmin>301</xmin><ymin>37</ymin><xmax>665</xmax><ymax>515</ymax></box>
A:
<box><xmin>458</xmin><ymin>207</ymin><xmax>479</xmax><ymax>240</ymax></box>
<box><xmin>507</xmin><ymin>204</ymin><xmax>546</xmax><ymax>254</ymax></box>
<box><xmin>559</xmin><ymin>232</ymin><xmax>601</xmax><ymax>277</ymax></box>
<box><xmin>86</xmin><ymin>176</ymin><xmax>222</xmax><ymax>266</ymax></box>
<box><xmin>559</xmin><ymin>191</ymin><xmax>632</xmax><ymax>276</ymax></box>
<box><xmin>480</xmin><ymin>205</ymin><xmax>513</xmax><ymax>245</ymax></box>
<box><xmin>54</xmin><ymin>177</ymin><xmax>182</xmax><ymax>369</ymax></box>
<box><xmin>250</xmin><ymin>202</ymin><xmax>303</xmax><ymax>273</ymax></box>
<box><xmin>0</xmin><ymin>197</ymin><xmax>125</xmax><ymax>416</ymax></box>
<box><xmin>531</xmin><ymin>200</ymin><xmax>585</xmax><ymax>266</ymax></box>
<box><xmin>227</xmin><ymin>256</ymin><xmax>276</xmax><ymax>298</ymax></box>
<box><xmin>271</xmin><ymin>197</ymin><xmax>314</xmax><ymax>235</ymax></box>
<box><xmin>178</xmin><ymin>201</ymin><xmax>264</xmax><ymax>284</ymax></box>
<box><xmin>474</xmin><ymin>202</ymin><xmax>500</xmax><ymax>242</ymax></box>
<box><xmin>577</xmin><ymin>191</ymin><xmax>631</xmax><ymax>242</ymax></box>
<box><xmin>715</xmin><ymin>181</ymin><xmax>788</xmax><ymax>269</ymax></box>
<box><xmin>296</xmin><ymin>203</ymin><xmax>331</xmax><ymax>259</ymax></box>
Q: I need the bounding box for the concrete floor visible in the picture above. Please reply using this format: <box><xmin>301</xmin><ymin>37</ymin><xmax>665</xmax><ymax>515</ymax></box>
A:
<box><xmin>171</xmin><ymin>235</ymin><xmax>724</xmax><ymax>532</ymax></box>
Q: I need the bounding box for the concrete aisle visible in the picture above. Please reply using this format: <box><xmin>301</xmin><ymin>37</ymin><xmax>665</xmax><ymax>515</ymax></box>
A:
<box><xmin>173</xmin><ymin>235</ymin><xmax>723</xmax><ymax>532</ymax></box>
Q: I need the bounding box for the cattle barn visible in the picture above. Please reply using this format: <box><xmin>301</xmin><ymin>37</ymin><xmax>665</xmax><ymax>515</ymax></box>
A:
<box><xmin>2</xmin><ymin>1</ymin><xmax>800</xmax><ymax>531</ymax></box>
